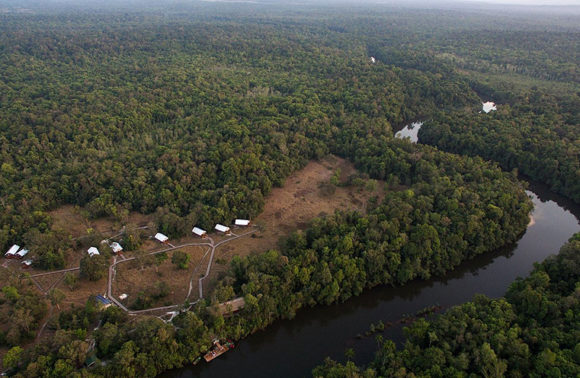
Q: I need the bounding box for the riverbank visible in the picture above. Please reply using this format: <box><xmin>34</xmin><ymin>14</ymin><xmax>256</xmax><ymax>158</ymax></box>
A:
<box><xmin>163</xmin><ymin>181</ymin><xmax>579</xmax><ymax>377</ymax></box>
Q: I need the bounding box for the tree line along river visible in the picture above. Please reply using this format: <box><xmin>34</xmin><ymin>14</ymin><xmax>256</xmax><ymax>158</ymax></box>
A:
<box><xmin>163</xmin><ymin>178</ymin><xmax>580</xmax><ymax>378</ymax></box>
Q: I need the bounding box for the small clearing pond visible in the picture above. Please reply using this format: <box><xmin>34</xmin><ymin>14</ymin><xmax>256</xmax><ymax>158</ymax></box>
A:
<box><xmin>394</xmin><ymin>121</ymin><xmax>423</xmax><ymax>143</ymax></box>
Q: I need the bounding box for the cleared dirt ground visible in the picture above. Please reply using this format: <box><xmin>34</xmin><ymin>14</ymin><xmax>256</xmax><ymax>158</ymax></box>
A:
<box><xmin>53</xmin><ymin>271</ymin><xmax>108</xmax><ymax>308</ymax></box>
<box><xmin>205</xmin><ymin>155</ymin><xmax>385</xmax><ymax>290</ymax></box>
<box><xmin>49</xmin><ymin>206</ymin><xmax>152</xmax><ymax>239</ymax></box>
<box><xmin>225</xmin><ymin>155</ymin><xmax>382</xmax><ymax>253</ymax></box>
<box><xmin>5</xmin><ymin>155</ymin><xmax>382</xmax><ymax>314</ymax></box>
<box><xmin>112</xmin><ymin>246</ymin><xmax>209</xmax><ymax>309</ymax></box>
<box><xmin>43</xmin><ymin>206</ymin><xmax>157</xmax><ymax>278</ymax></box>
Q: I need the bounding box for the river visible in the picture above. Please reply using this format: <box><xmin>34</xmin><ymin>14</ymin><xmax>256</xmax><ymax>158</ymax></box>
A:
<box><xmin>165</xmin><ymin>180</ymin><xmax>580</xmax><ymax>378</ymax></box>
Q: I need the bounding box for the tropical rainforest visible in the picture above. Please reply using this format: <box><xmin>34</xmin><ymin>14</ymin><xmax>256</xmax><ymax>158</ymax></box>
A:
<box><xmin>314</xmin><ymin>233</ymin><xmax>580</xmax><ymax>377</ymax></box>
<box><xmin>418</xmin><ymin>85</ymin><xmax>580</xmax><ymax>203</ymax></box>
<box><xmin>0</xmin><ymin>1</ymin><xmax>578</xmax><ymax>377</ymax></box>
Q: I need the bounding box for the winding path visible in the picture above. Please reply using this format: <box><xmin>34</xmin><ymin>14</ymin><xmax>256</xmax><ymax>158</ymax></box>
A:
<box><xmin>106</xmin><ymin>228</ymin><xmax>257</xmax><ymax>315</ymax></box>
<box><xmin>22</xmin><ymin>227</ymin><xmax>257</xmax><ymax>317</ymax></box>
<box><xmin>30</xmin><ymin>267</ymin><xmax>79</xmax><ymax>278</ymax></box>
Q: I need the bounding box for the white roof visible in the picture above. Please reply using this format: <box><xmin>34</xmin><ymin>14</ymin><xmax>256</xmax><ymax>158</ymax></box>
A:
<box><xmin>119</xmin><ymin>294</ymin><xmax>128</xmax><ymax>300</ymax></box>
<box><xmin>5</xmin><ymin>244</ymin><xmax>20</xmax><ymax>256</ymax></box>
<box><xmin>155</xmin><ymin>233</ymin><xmax>169</xmax><ymax>242</ymax></box>
<box><xmin>22</xmin><ymin>259</ymin><xmax>33</xmax><ymax>266</ymax></box>
<box><xmin>16</xmin><ymin>249</ymin><xmax>29</xmax><ymax>258</ymax></box>
<box><xmin>370</xmin><ymin>57</ymin><xmax>376</xmax><ymax>63</ymax></box>
<box><xmin>215</xmin><ymin>224</ymin><xmax>230</xmax><ymax>233</ymax></box>
<box><xmin>234</xmin><ymin>219</ymin><xmax>250</xmax><ymax>226</ymax></box>
<box><xmin>192</xmin><ymin>227</ymin><xmax>206</xmax><ymax>236</ymax></box>
<box><xmin>482</xmin><ymin>101</ymin><xmax>497</xmax><ymax>113</ymax></box>
<box><xmin>110</xmin><ymin>242</ymin><xmax>123</xmax><ymax>253</ymax></box>
<box><xmin>87</xmin><ymin>247</ymin><xmax>100</xmax><ymax>257</ymax></box>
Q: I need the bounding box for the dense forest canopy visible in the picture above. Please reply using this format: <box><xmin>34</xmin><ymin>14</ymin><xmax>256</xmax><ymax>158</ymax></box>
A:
<box><xmin>419</xmin><ymin>101</ymin><xmax>580</xmax><ymax>203</ymax></box>
<box><xmin>314</xmin><ymin>233</ymin><xmax>580</xmax><ymax>377</ymax></box>
<box><xmin>0</xmin><ymin>6</ymin><xmax>527</xmax><ymax>263</ymax></box>
<box><xmin>1</xmin><ymin>7</ymin><xmax>577</xmax><ymax>253</ymax></box>
<box><xmin>0</xmin><ymin>3</ymin><xmax>578</xmax><ymax>377</ymax></box>
<box><xmin>5</xmin><ymin>138</ymin><xmax>532</xmax><ymax>376</ymax></box>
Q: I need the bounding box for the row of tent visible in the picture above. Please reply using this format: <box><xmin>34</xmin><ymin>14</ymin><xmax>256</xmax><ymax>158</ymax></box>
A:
<box><xmin>4</xmin><ymin>244</ymin><xmax>29</xmax><ymax>259</ymax></box>
<box><xmin>6</xmin><ymin>219</ymin><xmax>252</xmax><ymax>266</ymax></box>
<box><xmin>193</xmin><ymin>219</ymin><xmax>251</xmax><ymax>238</ymax></box>
<box><xmin>155</xmin><ymin>219</ymin><xmax>252</xmax><ymax>242</ymax></box>
<box><xmin>4</xmin><ymin>244</ymin><xmax>33</xmax><ymax>268</ymax></box>
<box><xmin>90</xmin><ymin>219</ymin><xmax>252</xmax><ymax>253</ymax></box>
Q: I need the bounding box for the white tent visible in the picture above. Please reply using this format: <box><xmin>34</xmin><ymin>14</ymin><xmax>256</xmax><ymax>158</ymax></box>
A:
<box><xmin>155</xmin><ymin>233</ymin><xmax>169</xmax><ymax>243</ymax></box>
<box><xmin>192</xmin><ymin>227</ymin><xmax>207</xmax><ymax>237</ymax></box>
<box><xmin>5</xmin><ymin>244</ymin><xmax>20</xmax><ymax>258</ymax></box>
<box><xmin>110</xmin><ymin>242</ymin><xmax>123</xmax><ymax>253</ymax></box>
<box><xmin>87</xmin><ymin>247</ymin><xmax>100</xmax><ymax>257</ymax></box>
<box><xmin>215</xmin><ymin>224</ymin><xmax>231</xmax><ymax>234</ymax></box>
<box><xmin>234</xmin><ymin>219</ymin><xmax>250</xmax><ymax>226</ymax></box>
<box><xmin>16</xmin><ymin>249</ymin><xmax>29</xmax><ymax>259</ymax></box>
<box><xmin>482</xmin><ymin>101</ymin><xmax>497</xmax><ymax>113</ymax></box>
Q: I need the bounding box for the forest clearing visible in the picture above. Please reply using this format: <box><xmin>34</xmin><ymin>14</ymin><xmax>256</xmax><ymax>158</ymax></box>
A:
<box><xmin>0</xmin><ymin>155</ymin><xmax>384</xmax><ymax>329</ymax></box>
<box><xmin>0</xmin><ymin>3</ymin><xmax>576</xmax><ymax>376</ymax></box>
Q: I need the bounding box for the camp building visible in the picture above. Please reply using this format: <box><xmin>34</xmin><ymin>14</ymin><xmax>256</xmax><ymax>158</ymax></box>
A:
<box><xmin>155</xmin><ymin>233</ymin><xmax>169</xmax><ymax>243</ymax></box>
<box><xmin>192</xmin><ymin>227</ymin><xmax>207</xmax><ymax>238</ymax></box>
<box><xmin>110</xmin><ymin>242</ymin><xmax>123</xmax><ymax>254</ymax></box>
<box><xmin>5</xmin><ymin>244</ymin><xmax>20</xmax><ymax>258</ymax></box>
<box><xmin>215</xmin><ymin>224</ymin><xmax>231</xmax><ymax>234</ymax></box>
<box><xmin>95</xmin><ymin>295</ymin><xmax>112</xmax><ymax>309</ymax></box>
<box><xmin>87</xmin><ymin>247</ymin><xmax>100</xmax><ymax>257</ymax></box>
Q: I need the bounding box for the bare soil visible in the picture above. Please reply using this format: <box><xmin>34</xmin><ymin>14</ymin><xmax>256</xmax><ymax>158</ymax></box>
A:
<box><xmin>6</xmin><ymin>155</ymin><xmax>383</xmax><ymax>313</ymax></box>
<box><xmin>112</xmin><ymin>246</ymin><xmax>208</xmax><ymax>309</ymax></box>
<box><xmin>54</xmin><ymin>272</ymin><xmax>109</xmax><ymax>309</ymax></box>
<box><xmin>205</xmin><ymin>155</ymin><xmax>385</xmax><ymax>293</ymax></box>
<box><xmin>44</xmin><ymin>206</ymin><xmax>158</xmax><ymax>276</ymax></box>
<box><xmin>221</xmin><ymin>155</ymin><xmax>382</xmax><ymax>255</ymax></box>
<box><xmin>49</xmin><ymin>206</ymin><xmax>152</xmax><ymax>239</ymax></box>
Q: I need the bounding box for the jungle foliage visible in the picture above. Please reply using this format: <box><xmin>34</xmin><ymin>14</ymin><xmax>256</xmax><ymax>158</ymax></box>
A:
<box><xmin>313</xmin><ymin>233</ymin><xmax>580</xmax><ymax>377</ymax></box>
<box><xmin>419</xmin><ymin>92</ymin><xmax>580</xmax><ymax>203</ymax></box>
<box><xmin>10</xmin><ymin>138</ymin><xmax>532</xmax><ymax>377</ymax></box>
<box><xmin>0</xmin><ymin>3</ymin><xmax>577</xmax><ymax>377</ymax></box>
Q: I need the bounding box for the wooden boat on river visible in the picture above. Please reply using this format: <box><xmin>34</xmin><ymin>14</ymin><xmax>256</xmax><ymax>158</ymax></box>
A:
<box><xmin>203</xmin><ymin>339</ymin><xmax>235</xmax><ymax>362</ymax></box>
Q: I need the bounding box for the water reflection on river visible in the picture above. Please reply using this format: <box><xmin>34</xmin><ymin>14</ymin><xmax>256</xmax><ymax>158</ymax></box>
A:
<box><xmin>166</xmin><ymin>181</ymin><xmax>579</xmax><ymax>378</ymax></box>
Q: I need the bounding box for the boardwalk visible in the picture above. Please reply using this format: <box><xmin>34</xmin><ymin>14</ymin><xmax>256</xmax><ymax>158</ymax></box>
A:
<box><xmin>19</xmin><ymin>226</ymin><xmax>257</xmax><ymax>317</ymax></box>
<box><xmin>106</xmin><ymin>228</ymin><xmax>257</xmax><ymax>315</ymax></box>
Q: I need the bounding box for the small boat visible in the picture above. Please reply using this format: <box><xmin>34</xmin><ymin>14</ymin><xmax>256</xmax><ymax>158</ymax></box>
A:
<box><xmin>193</xmin><ymin>356</ymin><xmax>202</xmax><ymax>365</ymax></box>
<box><xmin>203</xmin><ymin>339</ymin><xmax>235</xmax><ymax>362</ymax></box>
